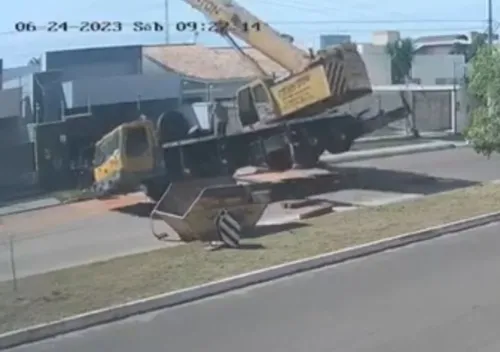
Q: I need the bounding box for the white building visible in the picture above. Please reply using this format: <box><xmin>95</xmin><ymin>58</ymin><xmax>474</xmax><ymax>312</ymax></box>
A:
<box><xmin>345</xmin><ymin>30</ymin><xmax>469</xmax><ymax>86</ymax></box>
<box><xmin>411</xmin><ymin>54</ymin><xmax>466</xmax><ymax>85</ymax></box>
<box><xmin>356</xmin><ymin>43</ymin><xmax>392</xmax><ymax>85</ymax></box>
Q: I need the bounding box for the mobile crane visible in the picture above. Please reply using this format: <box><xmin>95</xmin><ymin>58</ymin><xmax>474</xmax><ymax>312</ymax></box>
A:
<box><xmin>90</xmin><ymin>0</ymin><xmax>410</xmax><ymax>201</ymax></box>
<box><xmin>183</xmin><ymin>0</ymin><xmax>372</xmax><ymax>122</ymax></box>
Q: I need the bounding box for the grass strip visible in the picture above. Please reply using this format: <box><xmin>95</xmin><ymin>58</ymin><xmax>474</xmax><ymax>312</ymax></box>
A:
<box><xmin>1</xmin><ymin>182</ymin><xmax>500</xmax><ymax>334</ymax></box>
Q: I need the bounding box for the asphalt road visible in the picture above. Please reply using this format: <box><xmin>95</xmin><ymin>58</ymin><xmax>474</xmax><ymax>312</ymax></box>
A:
<box><xmin>0</xmin><ymin>211</ymin><xmax>166</xmax><ymax>280</ymax></box>
<box><xmin>1</xmin><ymin>146</ymin><xmax>499</xmax><ymax>281</ymax></box>
<box><xmin>338</xmin><ymin>146</ymin><xmax>500</xmax><ymax>182</ymax></box>
<box><xmin>8</xmin><ymin>221</ymin><xmax>500</xmax><ymax>352</ymax></box>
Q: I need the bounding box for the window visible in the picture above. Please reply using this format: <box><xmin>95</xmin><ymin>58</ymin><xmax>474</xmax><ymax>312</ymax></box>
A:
<box><xmin>252</xmin><ymin>84</ymin><xmax>269</xmax><ymax>103</ymax></box>
<box><xmin>94</xmin><ymin>131</ymin><xmax>119</xmax><ymax>165</ymax></box>
<box><xmin>124</xmin><ymin>127</ymin><xmax>149</xmax><ymax>157</ymax></box>
<box><xmin>237</xmin><ymin>88</ymin><xmax>259</xmax><ymax>126</ymax></box>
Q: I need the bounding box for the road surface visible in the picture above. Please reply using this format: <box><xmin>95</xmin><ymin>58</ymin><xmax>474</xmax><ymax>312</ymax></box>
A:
<box><xmin>323</xmin><ymin>146</ymin><xmax>500</xmax><ymax>206</ymax></box>
<box><xmin>7</xmin><ymin>221</ymin><xmax>500</xmax><ymax>352</ymax></box>
<box><xmin>1</xmin><ymin>146</ymin><xmax>499</xmax><ymax>280</ymax></box>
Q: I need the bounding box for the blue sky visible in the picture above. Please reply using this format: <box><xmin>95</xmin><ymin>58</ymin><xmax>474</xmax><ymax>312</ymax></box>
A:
<box><xmin>0</xmin><ymin>0</ymin><xmax>495</xmax><ymax>67</ymax></box>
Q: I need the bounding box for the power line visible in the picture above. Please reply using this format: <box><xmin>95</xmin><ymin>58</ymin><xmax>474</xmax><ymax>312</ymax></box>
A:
<box><xmin>164</xmin><ymin>0</ymin><xmax>170</xmax><ymax>43</ymax></box>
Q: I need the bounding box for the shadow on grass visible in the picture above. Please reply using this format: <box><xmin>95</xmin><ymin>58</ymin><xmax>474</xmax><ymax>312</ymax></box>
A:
<box><xmin>247</xmin><ymin>222</ymin><xmax>307</xmax><ymax>239</ymax></box>
<box><xmin>202</xmin><ymin>222</ymin><xmax>307</xmax><ymax>250</ymax></box>
<box><xmin>209</xmin><ymin>243</ymin><xmax>266</xmax><ymax>251</ymax></box>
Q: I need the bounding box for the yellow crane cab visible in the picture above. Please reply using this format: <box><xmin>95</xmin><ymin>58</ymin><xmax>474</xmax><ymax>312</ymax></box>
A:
<box><xmin>92</xmin><ymin>119</ymin><xmax>161</xmax><ymax>194</ymax></box>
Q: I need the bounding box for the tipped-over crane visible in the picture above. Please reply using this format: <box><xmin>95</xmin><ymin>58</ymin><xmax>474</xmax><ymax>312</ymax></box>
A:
<box><xmin>183</xmin><ymin>0</ymin><xmax>373</xmax><ymax>122</ymax></box>
<box><xmin>87</xmin><ymin>0</ymin><xmax>410</xmax><ymax>203</ymax></box>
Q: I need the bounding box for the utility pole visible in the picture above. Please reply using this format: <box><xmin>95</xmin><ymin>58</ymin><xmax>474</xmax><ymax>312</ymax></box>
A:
<box><xmin>487</xmin><ymin>0</ymin><xmax>494</xmax><ymax>117</ymax></box>
<box><xmin>165</xmin><ymin>0</ymin><xmax>170</xmax><ymax>44</ymax></box>
<box><xmin>488</xmin><ymin>0</ymin><xmax>494</xmax><ymax>46</ymax></box>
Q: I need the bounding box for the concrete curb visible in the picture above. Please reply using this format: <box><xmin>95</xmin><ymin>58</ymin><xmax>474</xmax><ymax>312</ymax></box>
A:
<box><xmin>321</xmin><ymin>141</ymin><xmax>464</xmax><ymax>164</ymax></box>
<box><xmin>356</xmin><ymin>132</ymin><xmax>462</xmax><ymax>144</ymax></box>
<box><xmin>356</xmin><ymin>134</ymin><xmax>415</xmax><ymax>143</ymax></box>
<box><xmin>0</xmin><ymin>201</ymin><xmax>62</xmax><ymax>217</ymax></box>
<box><xmin>1</xmin><ymin>210</ymin><xmax>499</xmax><ymax>350</ymax></box>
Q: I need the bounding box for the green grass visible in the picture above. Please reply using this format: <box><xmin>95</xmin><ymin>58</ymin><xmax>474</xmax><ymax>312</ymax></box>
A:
<box><xmin>1</xmin><ymin>182</ymin><xmax>500</xmax><ymax>334</ymax></box>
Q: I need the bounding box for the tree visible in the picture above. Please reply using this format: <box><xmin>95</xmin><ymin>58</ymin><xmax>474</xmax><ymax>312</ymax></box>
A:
<box><xmin>385</xmin><ymin>38</ymin><xmax>415</xmax><ymax>84</ymax></box>
<box><xmin>464</xmin><ymin>46</ymin><xmax>500</xmax><ymax>157</ymax></box>
<box><xmin>450</xmin><ymin>32</ymin><xmax>487</xmax><ymax>62</ymax></box>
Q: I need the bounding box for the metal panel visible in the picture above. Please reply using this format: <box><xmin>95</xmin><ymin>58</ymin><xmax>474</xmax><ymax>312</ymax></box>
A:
<box><xmin>45</xmin><ymin>46</ymin><xmax>142</xmax><ymax>77</ymax></box>
<box><xmin>57</xmin><ymin>62</ymin><xmax>138</xmax><ymax>81</ymax></box>
<box><xmin>0</xmin><ymin>88</ymin><xmax>22</xmax><ymax>118</ymax></box>
<box><xmin>64</xmin><ymin>74</ymin><xmax>182</xmax><ymax>108</ymax></box>
<box><xmin>181</xmin><ymin>79</ymin><xmax>248</xmax><ymax>101</ymax></box>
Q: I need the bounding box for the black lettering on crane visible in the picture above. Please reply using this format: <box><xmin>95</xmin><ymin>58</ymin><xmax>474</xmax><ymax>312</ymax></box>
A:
<box><xmin>195</xmin><ymin>0</ymin><xmax>220</xmax><ymax>15</ymax></box>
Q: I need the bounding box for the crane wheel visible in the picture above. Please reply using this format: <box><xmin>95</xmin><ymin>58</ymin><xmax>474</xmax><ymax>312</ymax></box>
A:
<box><xmin>325</xmin><ymin>130</ymin><xmax>353</xmax><ymax>154</ymax></box>
<box><xmin>290</xmin><ymin>129</ymin><xmax>322</xmax><ymax>168</ymax></box>
<box><xmin>156</xmin><ymin>110</ymin><xmax>190</xmax><ymax>144</ymax></box>
<box><xmin>266</xmin><ymin>149</ymin><xmax>293</xmax><ymax>171</ymax></box>
<box><xmin>294</xmin><ymin>144</ymin><xmax>321</xmax><ymax>168</ymax></box>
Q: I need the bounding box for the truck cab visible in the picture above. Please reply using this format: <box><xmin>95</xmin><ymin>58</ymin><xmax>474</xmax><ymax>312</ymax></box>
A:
<box><xmin>236</xmin><ymin>79</ymin><xmax>276</xmax><ymax>126</ymax></box>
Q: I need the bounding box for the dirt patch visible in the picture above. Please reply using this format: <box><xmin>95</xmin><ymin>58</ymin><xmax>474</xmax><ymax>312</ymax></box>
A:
<box><xmin>1</xmin><ymin>182</ymin><xmax>500</xmax><ymax>334</ymax></box>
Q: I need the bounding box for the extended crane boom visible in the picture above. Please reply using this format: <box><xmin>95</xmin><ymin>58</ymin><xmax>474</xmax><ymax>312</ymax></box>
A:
<box><xmin>183</xmin><ymin>0</ymin><xmax>311</xmax><ymax>73</ymax></box>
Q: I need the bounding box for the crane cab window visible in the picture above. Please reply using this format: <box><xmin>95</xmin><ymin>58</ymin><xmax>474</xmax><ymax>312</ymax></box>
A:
<box><xmin>94</xmin><ymin>131</ymin><xmax>119</xmax><ymax>166</ymax></box>
<box><xmin>237</xmin><ymin>87</ymin><xmax>259</xmax><ymax>126</ymax></box>
<box><xmin>124</xmin><ymin>126</ymin><xmax>150</xmax><ymax>158</ymax></box>
<box><xmin>251</xmin><ymin>84</ymin><xmax>270</xmax><ymax>103</ymax></box>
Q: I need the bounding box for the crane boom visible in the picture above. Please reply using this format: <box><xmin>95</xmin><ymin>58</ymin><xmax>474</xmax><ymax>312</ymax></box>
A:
<box><xmin>183</xmin><ymin>0</ymin><xmax>311</xmax><ymax>73</ymax></box>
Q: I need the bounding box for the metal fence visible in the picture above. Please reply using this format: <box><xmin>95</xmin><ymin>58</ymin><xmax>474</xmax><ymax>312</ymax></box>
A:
<box><xmin>355</xmin><ymin>84</ymin><xmax>467</xmax><ymax>139</ymax></box>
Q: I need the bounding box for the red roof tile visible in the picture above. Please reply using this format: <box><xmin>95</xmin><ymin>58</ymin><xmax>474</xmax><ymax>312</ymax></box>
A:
<box><xmin>143</xmin><ymin>44</ymin><xmax>288</xmax><ymax>81</ymax></box>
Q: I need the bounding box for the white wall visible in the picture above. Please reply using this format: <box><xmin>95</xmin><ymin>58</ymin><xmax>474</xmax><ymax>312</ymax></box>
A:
<box><xmin>62</xmin><ymin>73</ymin><xmax>182</xmax><ymax>108</ymax></box>
<box><xmin>411</xmin><ymin>54</ymin><xmax>466</xmax><ymax>85</ymax></box>
<box><xmin>356</xmin><ymin>44</ymin><xmax>392</xmax><ymax>85</ymax></box>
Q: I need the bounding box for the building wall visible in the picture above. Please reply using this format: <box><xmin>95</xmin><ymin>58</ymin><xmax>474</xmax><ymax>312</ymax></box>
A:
<box><xmin>142</xmin><ymin>54</ymin><xmax>171</xmax><ymax>75</ymax></box>
<box><xmin>371</xmin><ymin>31</ymin><xmax>400</xmax><ymax>46</ymax></box>
<box><xmin>1</xmin><ymin>64</ymin><xmax>40</xmax><ymax>84</ymax></box>
<box><xmin>342</xmin><ymin>85</ymin><xmax>463</xmax><ymax>134</ymax></box>
<box><xmin>357</xmin><ymin>44</ymin><xmax>392</xmax><ymax>85</ymax></box>
<box><xmin>414</xmin><ymin>45</ymin><xmax>453</xmax><ymax>55</ymax></box>
<box><xmin>411</xmin><ymin>54</ymin><xmax>466</xmax><ymax>85</ymax></box>
<box><xmin>33</xmin><ymin>71</ymin><xmax>66</xmax><ymax>123</ymax></box>
<box><xmin>0</xmin><ymin>87</ymin><xmax>22</xmax><ymax>118</ymax></box>
<box><xmin>62</xmin><ymin>73</ymin><xmax>182</xmax><ymax>108</ymax></box>
<box><xmin>355</xmin><ymin>42</ymin><xmax>466</xmax><ymax>87</ymax></box>
<box><xmin>43</xmin><ymin>45</ymin><xmax>142</xmax><ymax>78</ymax></box>
<box><xmin>181</xmin><ymin>79</ymin><xmax>248</xmax><ymax>101</ymax></box>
